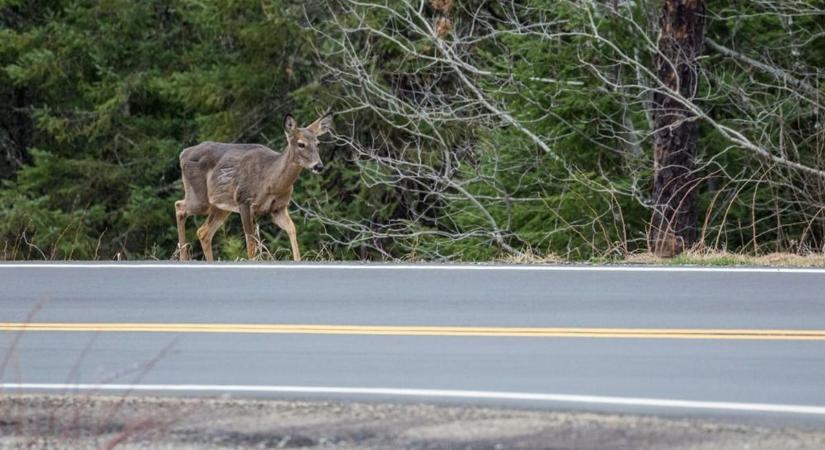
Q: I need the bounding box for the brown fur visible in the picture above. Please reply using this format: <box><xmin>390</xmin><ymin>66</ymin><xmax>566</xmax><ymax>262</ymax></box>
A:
<box><xmin>175</xmin><ymin>112</ymin><xmax>333</xmax><ymax>261</ymax></box>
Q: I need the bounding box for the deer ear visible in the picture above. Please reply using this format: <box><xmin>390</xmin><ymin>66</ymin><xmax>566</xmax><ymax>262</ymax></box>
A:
<box><xmin>308</xmin><ymin>111</ymin><xmax>333</xmax><ymax>136</ymax></box>
<box><xmin>283</xmin><ymin>114</ymin><xmax>297</xmax><ymax>132</ymax></box>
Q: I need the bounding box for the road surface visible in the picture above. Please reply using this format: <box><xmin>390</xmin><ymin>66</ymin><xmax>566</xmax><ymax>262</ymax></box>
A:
<box><xmin>2</xmin><ymin>262</ymin><xmax>825</xmax><ymax>426</ymax></box>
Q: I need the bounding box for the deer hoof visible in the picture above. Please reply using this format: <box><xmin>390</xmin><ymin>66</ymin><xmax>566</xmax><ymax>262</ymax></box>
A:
<box><xmin>178</xmin><ymin>243</ymin><xmax>190</xmax><ymax>261</ymax></box>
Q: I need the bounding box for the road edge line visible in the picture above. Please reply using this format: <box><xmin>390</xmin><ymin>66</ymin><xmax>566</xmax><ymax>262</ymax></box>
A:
<box><xmin>2</xmin><ymin>384</ymin><xmax>825</xmax><ymax>416</ymax></box>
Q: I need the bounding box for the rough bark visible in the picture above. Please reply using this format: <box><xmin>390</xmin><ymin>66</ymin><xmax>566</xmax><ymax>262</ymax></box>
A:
<box><xmin>649</xmin><ymin>0</ymin><xmax>706</xmax><ymax>257</ymax></box>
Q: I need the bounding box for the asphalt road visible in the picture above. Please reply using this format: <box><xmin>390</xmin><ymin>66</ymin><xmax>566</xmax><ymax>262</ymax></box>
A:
<box><xmin>2</xmin><ymin>263</ymin><xmax>825</xmax><ymax>426</ymax></box>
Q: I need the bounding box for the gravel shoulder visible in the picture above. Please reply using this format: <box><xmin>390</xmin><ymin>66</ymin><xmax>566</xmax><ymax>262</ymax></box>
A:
<box><xmin>2</xmin><ymin>394</ymin><xmax>825</xmax><ymax>449</ymax></box>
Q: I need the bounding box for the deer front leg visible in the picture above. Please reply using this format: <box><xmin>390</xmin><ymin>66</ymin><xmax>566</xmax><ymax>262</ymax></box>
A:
<box><xmin>239</xmin><ymin>203</ymin><xmax>258</xmax><ymax>260</ymax></box>
<box><xmin>174</xmin><ymin>200</ymin><xmax>190</xmax><ymax>261</ymax></box>
<box><xmin>196</xmin><ymin>207</ymin><xmax>230</xmax><ymax>262</ymax></box>
<box><xmin>272</xmin><ymin>208</ymin><xmax>301</xmax><ymax>261</ymax></box>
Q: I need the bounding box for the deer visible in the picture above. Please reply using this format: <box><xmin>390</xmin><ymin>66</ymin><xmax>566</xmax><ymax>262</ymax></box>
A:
<box><xmin>174</xmin><ymin>111</ymin><xmax>333</xmax><ymax>262</ymax></box>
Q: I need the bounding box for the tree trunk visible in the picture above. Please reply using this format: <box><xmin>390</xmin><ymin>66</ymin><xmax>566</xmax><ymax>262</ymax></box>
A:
<box><xmin>649</xmin><ymin>0</ymin><xmax>706</xmax><ymax>257</ymax></box>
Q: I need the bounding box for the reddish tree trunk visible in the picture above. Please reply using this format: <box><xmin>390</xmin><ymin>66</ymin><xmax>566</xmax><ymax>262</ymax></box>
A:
<box><xmin>649</xmin><ymin>0</ymin><xmax>706</xmax><ymax>257</ymax></box>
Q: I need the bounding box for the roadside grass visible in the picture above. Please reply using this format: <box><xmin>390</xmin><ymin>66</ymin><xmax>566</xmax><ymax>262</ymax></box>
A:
<box><xmin>497</xmin><ymin>250</ymin><xmax>825</xmax><ymax>268</ymax></box>
<box><xmin>1</xmin><ymin>394</ymin><xmax>186</xmax><ymax>449</ymax></box>
<box><xmin>621</xmin><ymin>250</ymin><xmax>825</xmax><ymax>268</ymax></box>
<box><xmin>6</xmin><ymin>226</ymin><xmax>825</xmax><ymax>267</ymax></box>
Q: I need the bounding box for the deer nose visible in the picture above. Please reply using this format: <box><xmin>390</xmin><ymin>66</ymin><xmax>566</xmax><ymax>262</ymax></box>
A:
<box><xmin>311</xmin><ymin>162</ymin><xmax>325</xmax><ymax>173</ymax></box>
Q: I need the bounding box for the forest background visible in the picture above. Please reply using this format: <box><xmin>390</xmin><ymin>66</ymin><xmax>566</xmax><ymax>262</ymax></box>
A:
<box><xmin>2</xmin><ymin>0</ymin><xmax>824</xmax><ymax>262</ymax></box>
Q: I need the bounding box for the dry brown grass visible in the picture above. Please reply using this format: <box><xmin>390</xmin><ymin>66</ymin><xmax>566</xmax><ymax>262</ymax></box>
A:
<box><xmin>623</xmin><ymin>250</ymin><xmax>825</xmax><ymax>267</ymax></box>
<box><xmin>498</xmin><ymin>249</ymin><xmax>825</xmax><ymax>267</ymax></box>
<box><xmin>496</xmin><ymin>249</ymin><xmax>565</xmax><ymax>265</ymax></box>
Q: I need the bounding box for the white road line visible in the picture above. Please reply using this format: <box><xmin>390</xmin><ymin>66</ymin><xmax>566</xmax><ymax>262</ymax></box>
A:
<box><xmin>2</xmin><ymin>384</ymin><xmax>825</xmax><ymax>415</ymax></box>
<box><xmin>0</xmin><ymin>263</ymin><xmax>824</xmax><ymax>273</ymax></box>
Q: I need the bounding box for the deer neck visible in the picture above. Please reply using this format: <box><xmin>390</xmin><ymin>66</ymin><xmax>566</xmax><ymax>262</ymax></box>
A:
<box><xmin>267</xmin><ymin>146</ymin><xmax>303</xmax><ymax>193</ymax></box>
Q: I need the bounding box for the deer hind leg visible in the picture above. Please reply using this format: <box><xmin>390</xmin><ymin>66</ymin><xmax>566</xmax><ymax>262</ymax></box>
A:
<box><xmin>177</xmin><ymin>162</ymin><xmax>210</xmax><ymax>261</ymax></box>
<box><xmin>239</xmin><ymin>203</ymin><xmax>258</xmax><ymax>260</ymax></box>
<box><xmin>272</xmin><ymin>208</ymin><xmax>301</xmax><ymax>261</ymax></box>
<box><xmin>175</xmin><ymin>200</ymin><xmax>190</xmax><ymax>261</ymax></box>
<box><xmin>197</xmin><ymin>207</ymin><xmax>230</xmax><ymax>262</ymax></box>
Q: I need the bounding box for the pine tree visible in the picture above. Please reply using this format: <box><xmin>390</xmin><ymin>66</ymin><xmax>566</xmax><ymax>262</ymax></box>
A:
<box><xmin>649</xmin><ymin>0</ymin><xmax>706</xmax><ymax>256</ymax></box>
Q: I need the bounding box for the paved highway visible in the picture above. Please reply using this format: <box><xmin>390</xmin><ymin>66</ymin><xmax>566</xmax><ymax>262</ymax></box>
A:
<box><xmin>2</xmin><ymin>263</ymin><xmax>825</xmax><ymax>426</ymax></box>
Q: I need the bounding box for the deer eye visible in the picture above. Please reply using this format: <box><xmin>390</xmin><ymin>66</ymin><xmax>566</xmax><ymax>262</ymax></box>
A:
<box><xmin>297</xmin><ymin>142</ymin><xmax>306</xmax><ymax>149</ymax></box>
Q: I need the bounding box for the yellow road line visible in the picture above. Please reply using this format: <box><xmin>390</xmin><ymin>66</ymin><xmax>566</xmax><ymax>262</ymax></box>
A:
<box><xmin>1</xmin><ymin>323</ymin><xmax>825</xmax><ymax>340</ymax></box>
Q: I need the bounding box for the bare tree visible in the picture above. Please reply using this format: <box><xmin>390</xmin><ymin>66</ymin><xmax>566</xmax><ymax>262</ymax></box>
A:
<box><xmin>306</xmin><ymin>0</ymin><xmax>825</xmax><ymax>260</ymax></box>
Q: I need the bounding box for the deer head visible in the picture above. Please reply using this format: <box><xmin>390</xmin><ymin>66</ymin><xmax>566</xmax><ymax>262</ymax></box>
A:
<box><xmin>283</xmin><ymin>111</ymin><xmax>333</xmax><ymax>174</ymax></box>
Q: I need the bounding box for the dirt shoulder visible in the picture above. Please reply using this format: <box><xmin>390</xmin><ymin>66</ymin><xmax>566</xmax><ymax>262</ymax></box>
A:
<box><xmin>3</xmin><ymin>395</ymin><xmax>825</xmax><ymax>449</ymax></box>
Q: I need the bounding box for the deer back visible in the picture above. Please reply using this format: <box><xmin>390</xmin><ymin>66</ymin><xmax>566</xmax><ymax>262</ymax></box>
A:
<box><xmin>181</xmin><ymin>141</ymin><xmax>286</xmax><ymax>214</ymax></box>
